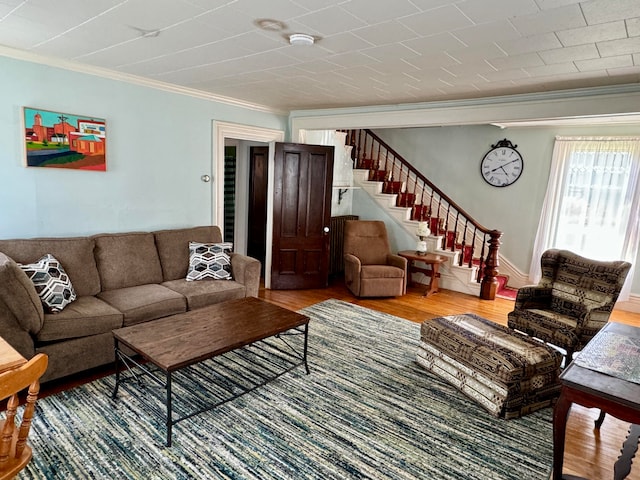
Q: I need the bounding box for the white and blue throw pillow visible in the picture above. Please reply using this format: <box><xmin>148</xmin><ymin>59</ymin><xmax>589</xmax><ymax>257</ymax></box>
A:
<box><xmin>19</xmin><ymin>253</ymin><xmax>77</xmax><ymax>313</ymax></box>
<box><xmin>186</xmin><ymin>242</ymin><xmax>233</xmax><ymax>281</ymax></box>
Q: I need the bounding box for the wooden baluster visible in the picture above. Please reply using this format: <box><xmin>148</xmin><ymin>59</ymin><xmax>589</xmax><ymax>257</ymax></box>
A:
<box><xmin>476</xmin><ymin>233</ymin><xmax>487</xmax><ymax>283</ymax></box>
<box><xmin>480</xmin><ymin>230</ymin><xmax>503</xmax><ymax>300</ymax></box>
<box><xmin>468</xmin><ymin>226</ymin><xmax>477</xmax><ymax>268</ymax></box>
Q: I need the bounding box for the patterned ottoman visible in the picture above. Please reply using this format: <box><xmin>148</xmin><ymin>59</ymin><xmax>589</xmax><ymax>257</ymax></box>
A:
<box><xmin>415</xmin><ymin>313</ymin><xmax>562</xmax><ymax>419</ymax></box>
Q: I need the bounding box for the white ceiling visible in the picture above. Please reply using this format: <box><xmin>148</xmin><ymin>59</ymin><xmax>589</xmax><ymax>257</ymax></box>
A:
<box><xmin>2</xmin><ymin>0</ymin><xmax>640</xmax><ymax>112</ymax></box>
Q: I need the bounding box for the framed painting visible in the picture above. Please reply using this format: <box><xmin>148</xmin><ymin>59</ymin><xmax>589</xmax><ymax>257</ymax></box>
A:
<box><xmin>23</xmin><ymin>107</ymin><xmax>107</xmax><ymax>171</ymax></box>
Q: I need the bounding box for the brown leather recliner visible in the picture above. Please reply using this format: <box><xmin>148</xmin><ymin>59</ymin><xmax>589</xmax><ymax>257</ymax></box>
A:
<box><xmin>343</xmin><ymin>220</ymin><xmax>407</xmax><ymax>297</ymax></box>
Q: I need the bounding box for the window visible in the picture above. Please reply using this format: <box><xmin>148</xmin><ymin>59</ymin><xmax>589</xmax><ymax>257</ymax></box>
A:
<box><xmin>530</xmin><ymin>136</ymin><xmax>640</xmax><ymax>300</ymax></box>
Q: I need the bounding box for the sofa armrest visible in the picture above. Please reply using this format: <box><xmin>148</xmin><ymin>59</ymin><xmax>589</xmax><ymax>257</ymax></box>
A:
<box><xmin>514</xmin><ymin>285</ymin><xmax>552</xmax><ymax>310</ymax></box>
<box><xmin>0</xmin><ymin>252</ymin><xmax>44</xmax><ymax>358</ymax></box>
<box><xmin>230</xmin><ymin>253</ymin><xmax>261</xmax><ymax>298</ymax></box>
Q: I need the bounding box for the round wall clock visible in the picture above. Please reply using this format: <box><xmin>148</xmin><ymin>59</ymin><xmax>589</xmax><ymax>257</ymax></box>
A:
<box><xmin>480</xmin><ymin>139</ymin><xmax>523</xmax><ymax>187</ymax></box>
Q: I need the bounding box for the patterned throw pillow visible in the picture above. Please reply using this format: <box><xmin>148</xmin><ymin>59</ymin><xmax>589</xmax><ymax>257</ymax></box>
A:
<box><xmin>186</xmin><ymin>242</ymin><xmax>233</xmax><ymax>281</ymax></box>
<box><xmin>19</xmin><ymin>254</ymin><xmax>77</xmax><ymax>313</ymax></box>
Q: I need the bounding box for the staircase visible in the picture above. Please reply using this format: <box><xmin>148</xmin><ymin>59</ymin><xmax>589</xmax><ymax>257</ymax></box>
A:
<box><xmin>341</xmin><ymin>129</ymin><xmax>503</xmax><ymax>300</ymax></box>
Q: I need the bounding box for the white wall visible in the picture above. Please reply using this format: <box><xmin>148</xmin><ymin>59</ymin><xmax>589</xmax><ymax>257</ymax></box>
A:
<box><xmin>0</xmin><ymin>55</ymin><xmax>287</xmax><ymax>239</ymax></box>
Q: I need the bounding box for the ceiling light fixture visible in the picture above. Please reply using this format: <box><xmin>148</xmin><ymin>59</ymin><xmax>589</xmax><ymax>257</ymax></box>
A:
<box><xmin>289</xmin><ymin>33</ymin><xmax>314</xmax><ymax>46</ymax></box>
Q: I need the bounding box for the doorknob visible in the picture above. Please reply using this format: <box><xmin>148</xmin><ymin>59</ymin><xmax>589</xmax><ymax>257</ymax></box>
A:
<box><xmin>323</xmin><ymin>227</ymin><xmax>329</xmax><ymax>233</ymax></box>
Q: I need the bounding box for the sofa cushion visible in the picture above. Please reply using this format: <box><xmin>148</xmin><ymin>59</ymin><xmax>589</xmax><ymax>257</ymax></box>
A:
<box><xmin>186</xmin><ymin>242</ymin><xmax>233</xmax><ymax>281</ymax></box>
<box><xmin>97</xmin><ymin>284</ymin><xmax>187</xmax><ymax>326</ymax></box>
<box><xmin>19</xmin><ymin>254</ymin><xmax>77</xmax><ymax>313</ymax></box>
<box><xmin>0</xmin><ymin>237</ymin><xmax>100</xmax><ymax>296</ymax></box>
<box><xmin>154</xmin><ymin>226</ymin><xmax>222</xmax><ymax>281</ymax></box>
<box><xmin>162</xmin><ymin>279</ymin><xmax>246</xmax><ymax>310</ymax></box>
<box><xmin>93</xmin><ymin>232</ymin><xmax>163</xmax><ymax>291</ymax></box>
<box><xmin>36</xmin><ymin>296</ymin><xmax>123</xmax><ymax>342</ymax></box>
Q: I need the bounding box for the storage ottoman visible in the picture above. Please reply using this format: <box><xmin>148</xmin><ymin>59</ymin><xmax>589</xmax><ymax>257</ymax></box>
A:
<box><xmin>415</xmin><ymin>313</ymin><xmax>562</xmax><ymax>419</ymax></box>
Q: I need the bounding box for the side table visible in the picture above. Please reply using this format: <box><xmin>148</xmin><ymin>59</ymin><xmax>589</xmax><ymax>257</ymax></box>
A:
<box><xmin>397</xmin><ymin>250</ymin><xmax>448</xmax><ymax>297</ymax></box>
<box><xmin>553</xmin><ymin>322</ymin><xmax>640</xmax><ymax>479</ymax></box>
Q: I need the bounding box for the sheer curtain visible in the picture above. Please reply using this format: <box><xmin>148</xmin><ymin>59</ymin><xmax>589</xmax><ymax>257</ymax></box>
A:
<box><xmin>530</xmin><ymin>136</ymin><xmax>640</xmax><ymax>301</ymax></box>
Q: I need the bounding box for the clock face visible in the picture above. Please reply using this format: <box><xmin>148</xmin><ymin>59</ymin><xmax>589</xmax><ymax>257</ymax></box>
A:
<box><xmin>481</xmin><ymin>146</ymin><xmax>523</xmax><ymax>187</ymax></box>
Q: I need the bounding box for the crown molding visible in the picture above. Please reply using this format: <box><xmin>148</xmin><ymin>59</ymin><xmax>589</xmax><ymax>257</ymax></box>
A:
<box><xmin>0</xmin><ymin>45</ymin><xmax>287</xmax><ymax>116</ymax></box>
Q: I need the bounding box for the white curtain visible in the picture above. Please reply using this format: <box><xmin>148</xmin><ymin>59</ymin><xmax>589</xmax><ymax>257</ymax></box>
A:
<box><xmin>530</xmin><ymin>136</ymin><xmax>640</xmax><ymax>301</ymax></box>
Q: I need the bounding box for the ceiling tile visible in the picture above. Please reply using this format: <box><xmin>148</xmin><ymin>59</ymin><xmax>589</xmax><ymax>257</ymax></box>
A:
<box><xmin>362</xmin><ymin>44</ymin><xmax>421</xmax><ymax>62</ymax></box>
<box><xmin>510</xmin><ymin>4</ymin><xmax>586</xmax><ymax>36</ymax></box>
<box><xmin>456</xmin><ymin>0</ymin><xmax>540</xmax><ymax>24</ymax></box>
<box><xmin>447</xmin><ymin>44</ymin><xmax>506</xmax><ymax>63</ymax></box>
<box><xmin>575</xmin><ymin>54</ymin><xmax>633</xmax><ymax>71</ymax></box>
<box><xmin>534</xmin><ymin>0</ymin><xmax>582</xmax><ymax>9</ymax></box>
<box><xmin>403</xmin><ymin>32</ymin><xmax>466</xmax><ymax>55</ymax></box>
<box><xmin>495</xmin><ymin>32</ymin><xmax>562</xmax><ymax>55</ymax></box>
<box><xmin>451</xmin><ymin>19</ymin><xmax>520</xmax><ymax>46</ymax></box>
<box><xmin>523</xmin><ymin>62</ymin><xmax>579</xmax><ymax>76</ymax></box>
<box><xmin>295</xmin><ymin>6</ymin><xmax>367</xmax><ymax>36</ymax></box>
<box><xmin>556</xmin><ymin>21</ymin><xmax>627</xmax><ymax>46</ymax></box>
<box><xmin>539</xmin><ymin>44</ymin><xmax>600</xmax><ymax>64</ymax></box>
<box><xmin>405</xmin><ymin>51</ymin><xmax>461</xmax><ymax>69</ymax></box>
<box><xmin>487</xmin><ymin>52</ymin><xmax>544</xmax><ymax>69</ymax></box>
<box><xmin>318</xmin><ymin>32</ymin><xmax>373</xmax><ymax>54</ymax></box>
<box><xmin>597</xmin><ymin>36</ymin><xmax>640</xmax><ymax>57</ymax></box>
<box><xmin>480</xmin><ymin>68</ymin><xmax>530</xmax><ymax>81</ymax></box>
<box><xmin>341</xmin><ymin>0</ymin><xmax>420</xmax><ymax>24</ymax></box>
<box><xmin>581</xmin><ymin>0</ymin><xmax>640</xmax><ymax>25</ymax></box>
<box><xmin>443</xmin><ymin>60</ymin><xmax>498</xmax><ymax>76</ymax></box>
<box><xmin>327</xmin><ymin>52</ymin><xmax>379</xmax><ymax>68</ymax></box>
<box><xmin>627</xmin><ymin>17</ymin><xmax>640</xmax><ymax>37</ymax></box>
<box><xmin>399</xmin><ymin>5</ymin><xmax>474</xmax><ymax>37</ymax></box>
<box><xmin>353</xmin><ymin>21</ymin><xmax>418</xmax><ymax>46</ymax></box>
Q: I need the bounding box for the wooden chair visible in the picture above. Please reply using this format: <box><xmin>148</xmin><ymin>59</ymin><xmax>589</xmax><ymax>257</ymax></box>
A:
<box><xmin>0</xmin><ymin>353</ymin><xmax>48</xmax><ymax>480</ymax></box>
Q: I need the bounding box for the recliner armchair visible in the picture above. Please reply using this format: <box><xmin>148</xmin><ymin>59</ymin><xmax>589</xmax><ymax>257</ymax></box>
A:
<box><xmin>507</xmin><ymin>249</ymin><xmax>631</xmax><ymax>362</ymax></box>
<box><xmin>343</xmin><ymin>220</ymin><xmax>407</xmax><ymax>297</ymax></box>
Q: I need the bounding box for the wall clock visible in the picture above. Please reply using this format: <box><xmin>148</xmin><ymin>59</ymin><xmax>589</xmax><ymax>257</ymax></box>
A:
<box><xmin>480</xmin><ymin>139</ymin><xmax>523</xmax><ymax>187</ymax></box>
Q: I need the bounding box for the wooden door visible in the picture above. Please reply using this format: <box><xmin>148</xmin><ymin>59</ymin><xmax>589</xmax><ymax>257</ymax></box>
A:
<box><xmin>247</xmin><ymin>146</ymin><xmax>268</xmax><ymax>270</ymax></box>
<box><xmin>271</xmin><ymin>142</ymin><xmax>334</xmax><ymax>289</ymax></box>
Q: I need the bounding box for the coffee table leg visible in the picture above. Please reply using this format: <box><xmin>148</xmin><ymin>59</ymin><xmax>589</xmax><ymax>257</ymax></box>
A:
<box><xmin>112</xmin><ymin>338</ymin><xmax>121</xmax><ymax>399</ymax></box>
<box><xmin>303</xmin><ymin>323</ymin><xmax>310</xmax><ymax>375</ymax></box>
<box><xmin>166</xmin><ymin>371</ymin><xmax>173</xmax><ymax>447</ymax></box>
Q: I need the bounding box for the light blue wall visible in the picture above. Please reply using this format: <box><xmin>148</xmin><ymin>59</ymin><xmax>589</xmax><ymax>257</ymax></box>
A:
<box><xmin>370</xmin><ymin>124</ymin><xmax>640</xmax><ymax>292</ymax></box>
<box><xmin>0</xmin><ymin>56</ymin><xmax>287</xmax><ymax>239</ymax></box>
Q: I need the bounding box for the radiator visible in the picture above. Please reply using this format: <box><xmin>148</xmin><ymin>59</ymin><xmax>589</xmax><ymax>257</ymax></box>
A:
<box><xmin>329</xmin><ymin>215</ymin><xmax>358</xmax><ymax>275</ymax></box>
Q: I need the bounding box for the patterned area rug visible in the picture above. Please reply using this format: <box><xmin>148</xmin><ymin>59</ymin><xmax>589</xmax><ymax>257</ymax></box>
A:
<box><xmin>23</xmin><ymin>299</ymin><xmax>553</xmax><ymax>479</ymax></box>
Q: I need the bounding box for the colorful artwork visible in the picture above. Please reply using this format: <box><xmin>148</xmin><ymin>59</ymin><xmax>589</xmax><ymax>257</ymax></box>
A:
<box><xmin>23</xmin><ymin>107</ymin><xmax>106</xmax><ymax>171</ymax></box>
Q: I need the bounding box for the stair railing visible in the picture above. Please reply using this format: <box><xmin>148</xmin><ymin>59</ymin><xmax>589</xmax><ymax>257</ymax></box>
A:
<box><xmin>342</xmin><ymin>129</ymin><xmax>503</xmax><ymax>300</ymax></box>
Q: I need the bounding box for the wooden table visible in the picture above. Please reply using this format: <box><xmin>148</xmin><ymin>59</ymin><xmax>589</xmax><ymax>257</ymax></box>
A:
<box><xmin>398</xmin><ymin>250</ymin><xmax>448</xmax><ymax>297</ymax></box>
<box><xmin>112</xmin><ymin>297</ymin><xmax>310</xmax><ymax>446</ymax></box>
<box><xmin>553</xmin><ymin>322</ymin><xmax>640</xmax><ymax>479</ymax></box>
<box><xmin>0</xmin><ymin>337</ymin><xmax>26</xmax><ymax>374</ymax></box>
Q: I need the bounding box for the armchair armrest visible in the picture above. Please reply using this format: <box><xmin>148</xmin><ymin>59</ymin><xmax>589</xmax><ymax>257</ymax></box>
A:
<box><xmin>387</xmin><ymin>254</ymin><xmax>408</xmax><ymax>294</ymax></box>
<box><xmin>230</xmin><ymin>253</ymin><xmax>261</xmax><ymax>298</ymax></box>
<box><xmin>344</xmin><ymin>253</ymin><xmax>362</xmax><ymax>294</ymax></box>
<box><xmin>514</xmin><ymin>285</ymin><xmax>552</xmax><ymax>310</ymax></box>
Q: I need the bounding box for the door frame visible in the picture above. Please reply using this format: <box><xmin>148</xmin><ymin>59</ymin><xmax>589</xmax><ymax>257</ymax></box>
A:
<box><xmin>213</xmin><ymin>121</ymin><xmax>285</xmax><ymax>288</ymax></box>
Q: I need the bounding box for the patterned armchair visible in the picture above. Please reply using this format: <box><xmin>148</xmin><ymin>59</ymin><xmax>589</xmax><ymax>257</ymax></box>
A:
<box><xmin>507</xmin><ymin>249</ymin><xmax>631</xmax><ymax>362</ymax></box>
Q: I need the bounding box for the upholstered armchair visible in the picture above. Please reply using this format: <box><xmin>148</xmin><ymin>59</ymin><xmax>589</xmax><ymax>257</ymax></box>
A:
<box><xmin>343</xmin><ymin>220</ymin><xmax>407</xmax><ymax>297</ymax></box>
<box><xmin>507</xmin><ymin>249</ymin><xmax>631</xmax><ymax>362</ymax></box>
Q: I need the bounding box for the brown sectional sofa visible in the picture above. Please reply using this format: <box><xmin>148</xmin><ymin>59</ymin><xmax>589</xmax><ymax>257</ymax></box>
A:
<box><xmin>0</xmin><ymin>226</ymin><xmax>261</xmax><ymax>383</ymax></box>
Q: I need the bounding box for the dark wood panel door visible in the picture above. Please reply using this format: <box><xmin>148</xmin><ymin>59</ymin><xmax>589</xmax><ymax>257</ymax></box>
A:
<box><xmin>247</xmin><ymin>146</ymin><xmax>268</xmax><ymax>270</ymax></box>
<box><xmin>271</xmin><ymin>142</ymin><xmax>334</xmax><ymax>289</ymax></box>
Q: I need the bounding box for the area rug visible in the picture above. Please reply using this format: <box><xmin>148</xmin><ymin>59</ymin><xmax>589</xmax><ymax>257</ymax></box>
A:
<box><xmin>23</xmin><ymin>299</ymin><xmax>553</xmax><ymax>480</ymax></box>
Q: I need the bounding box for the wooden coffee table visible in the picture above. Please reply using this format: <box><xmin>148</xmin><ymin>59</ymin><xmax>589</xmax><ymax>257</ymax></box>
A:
<box><xmin>111</xmin><ymin>297</ymin><xmax>310</xmax><ymax>446</ymax></box>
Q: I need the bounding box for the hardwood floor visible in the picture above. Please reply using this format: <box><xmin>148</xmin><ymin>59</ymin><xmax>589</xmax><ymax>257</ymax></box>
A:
<box><xmin>262</xmin><ymin>277</ymin><xmax>640</xmax><ymax>480</ymax></box>
<box><xmin>38</xmin><ymin>277</ymin><xmax>640</xmax><ymax>479</ymax></box>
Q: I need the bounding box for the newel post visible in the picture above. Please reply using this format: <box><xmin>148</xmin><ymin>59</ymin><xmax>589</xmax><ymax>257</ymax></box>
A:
<box><xmin>480</xmin><ymin>230</ymin><xmax>502</xmax><ymax>300</ymax></box>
